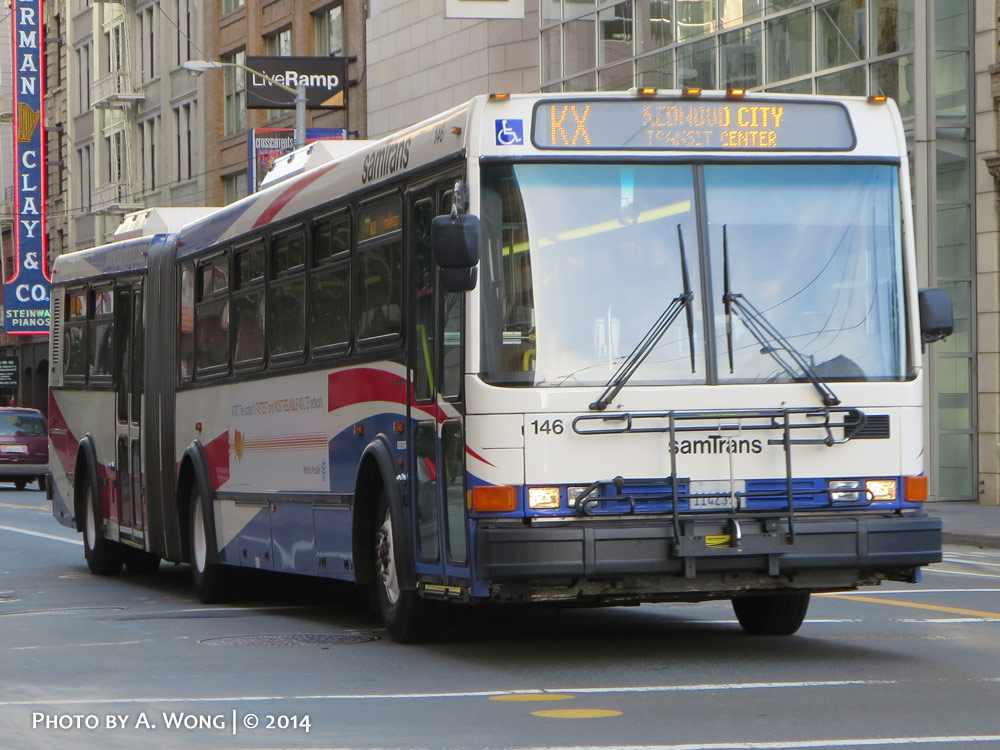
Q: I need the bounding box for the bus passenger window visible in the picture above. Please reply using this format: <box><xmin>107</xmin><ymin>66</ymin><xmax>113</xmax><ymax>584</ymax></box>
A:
<box><xmin>269</xmin><ymin>280</ymin><xmax>305</xmax><ymax>358</ymax></box>
<box><xmin>314</xmin><ymin>214</ymin><xmax>350</xmax><ymax>264</ymax></box>
<box><xmin>232</xmin><ymin>244</ymin><xmax>265</xmax><ymax>367</ymax></box>
<box><xmin>274</xmin><ymin>229</ymin><xmax>305</xmax><ymax>273</ymax></box>
<box><xmin>310</xmin><ymin>264</ymin><xmax>350</xmax><ymax>352</ymax></box>
<box><xmin>195</xmin><ymin>299</ymin><xmax>230</xmax><ymax>371</ymax></box>
<box><xmin>194</xmin><ymin>254</ymin><xmax>231</xmax><ymax>374</ymax></box>
<box><xmin>179</xmin><ymin>264</ymin><xmax>195</xmax><ymax>380</ymax></box>
<box><xmin>90</xmin><ymin>287</ymin><xmax>114</xmax><ymax>378</ymax></box>
<box><xmin>233</xmin><ymin>292</ymin><xmax>265</xmax><ymax>364</ymax></box>
<box><xmin>358</xmin><ymin>242</ymin><xmax>402</xmax><ymax>340</ymax></box>
<box><xmin>64</xmin><ymin>289</ymin><xmax>88</xmax><ymax>379</ymax></box>
<box><xmin>64</xmin><ymin>326</ymin><xmax>87</xmax><ymax>378</ymax></box>
<box><xmin>90</xmin><ymin>320</ymin><xmax>114</xmax><ymax>377</ymax></box>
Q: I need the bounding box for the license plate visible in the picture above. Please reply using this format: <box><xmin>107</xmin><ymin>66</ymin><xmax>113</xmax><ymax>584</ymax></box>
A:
<box><xmin>689</xmin><ymin>480</ymin><xmax>742</xmax><ymax>510</ymax></box>
<box><xmin>1</xmin><ymin>444</ymin><xmax>27</xmax><ymax>454</ymax></box>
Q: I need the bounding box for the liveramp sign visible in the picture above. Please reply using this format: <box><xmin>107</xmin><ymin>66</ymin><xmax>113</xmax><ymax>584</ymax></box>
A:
<box><xmin>6</xmin><ymin>0</ymin><xmax>50</xmax><ymax>334</ymax></box>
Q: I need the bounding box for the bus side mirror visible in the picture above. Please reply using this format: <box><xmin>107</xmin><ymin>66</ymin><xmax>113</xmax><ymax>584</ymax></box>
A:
<box><xmin>918</xmin><ymin>287</ymin><xmax>953</xmax><ymax>344</ymax></box>
<box><xmin>431</xmin><ymin>213</ymin><xmax>480</xmax><ymax>293</ymax></box>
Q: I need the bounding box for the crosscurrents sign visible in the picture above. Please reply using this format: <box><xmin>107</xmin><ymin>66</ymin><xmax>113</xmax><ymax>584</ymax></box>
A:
<box><xmin>6</xmin><ymin>0</ymin><xmax>51</xmax><ymax>334</ymax></box>
<box><xmin>531</xmin><ymin>99</ymin><xmax>856</xmax><ymax>152</ymax></box>
<box><xmin>246</xmin><ymin>56</ymin><xmax>347</xmax><ymax>110</ymax></box>
<box><xmin>248</xmin><ymin>127</ymin><xmax>347</xmax><ymax>192</ymax></box>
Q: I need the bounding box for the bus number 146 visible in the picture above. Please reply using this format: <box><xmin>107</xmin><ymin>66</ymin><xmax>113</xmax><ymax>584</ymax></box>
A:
<box><xmin>531</xmin><ymin>419</ymin><xmax>564</xmax><ymax>435</ymax></box>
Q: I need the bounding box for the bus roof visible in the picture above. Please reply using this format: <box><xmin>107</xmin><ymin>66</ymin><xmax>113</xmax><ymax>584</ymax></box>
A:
<box><xmin>52</xmin><ymin>235</ymin><xmax>162</xmax><ymax>284</ymax></box>
<box><xmin>175</xmin><ymin>99</ymin><xmax>474</xmax><ymax>257</ymax></box>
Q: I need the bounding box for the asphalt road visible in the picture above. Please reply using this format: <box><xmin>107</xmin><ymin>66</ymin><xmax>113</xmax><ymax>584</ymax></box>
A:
<box><xmin>2</xmin><ymin>488</ymin><xmax>999</xmax><ymax>750</ymax></box>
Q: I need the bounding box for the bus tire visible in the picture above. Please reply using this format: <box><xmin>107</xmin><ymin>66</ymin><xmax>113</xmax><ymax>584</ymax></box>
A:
<box><xmin>14</xmin><ymin>479</ymin><xmax>26</xmax><ymax>491</ymax></box>
<box><xmin>373</xmin><ymin>488</ymin><xmax>436</xmax><ymax>642</ymax></box>
<box><xmin>189</xmin><ymin>489</ymin><xmax>229</xmax><ymax>603</ymax></box>
<box><xmin>122</xmin><ymin>546</ymin><xmax>161</xmax><ymax>575</ymax></box>
<box><xmin>82</xmin><ymin>481</ymin><xmax>123</xmax><ymax>576</ymax></box>
<box><xmin>732</xmin><ymin>591</ymin><xmax>810</xmax><ymax>635</ymax></box>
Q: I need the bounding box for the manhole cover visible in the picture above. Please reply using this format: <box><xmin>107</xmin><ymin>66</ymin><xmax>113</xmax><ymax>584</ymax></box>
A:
<box><xmin>199</xmin><ymin>633</ymin><xmax>379</xmax><ymax>647</ymax></box>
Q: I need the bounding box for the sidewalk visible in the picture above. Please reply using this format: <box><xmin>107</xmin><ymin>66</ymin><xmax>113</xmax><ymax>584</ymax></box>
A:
<box><xmin>927</xmin><ymin>500</ymin><xmax>1000</xmax><ymax>550</ymax></box>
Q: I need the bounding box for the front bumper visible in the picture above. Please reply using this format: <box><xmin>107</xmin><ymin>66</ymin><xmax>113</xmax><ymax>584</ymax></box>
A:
<box><xmin>476</xmin><ymin>511</ymin><xmax>941</xmax><ymax>598</ymax></box>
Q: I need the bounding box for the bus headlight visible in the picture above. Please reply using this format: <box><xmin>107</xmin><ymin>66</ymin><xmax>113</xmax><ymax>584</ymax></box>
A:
<box><xmin>528</xmin><ymin>487</ymin><xmax>561</xmax><ymax>509</ymax></box>
<box><xmin>866</xmin><ymin>478</ymin><xmax>897</xmax><ymax>501</ymax></box>
<box><xmin>828</xmin><ymin>479</ymin><xmax>862</xmax><ymax>503</ymax></box>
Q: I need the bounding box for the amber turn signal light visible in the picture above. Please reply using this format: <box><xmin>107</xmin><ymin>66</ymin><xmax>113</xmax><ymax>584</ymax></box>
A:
<box><xmin>905</xmin><ymin>475</ymin><xmax>928</xmax><ymax>502</ymax></box>
<box><xmin>472</xmin><ymin>485</ymin><xmax>517</xmax><ymax>512</ymax></box>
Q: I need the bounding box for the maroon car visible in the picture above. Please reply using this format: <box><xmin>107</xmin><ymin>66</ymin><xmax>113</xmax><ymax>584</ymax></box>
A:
<box><xmin>0</xmin><ymin>407</ymin><xmax>49</xmax><ymax>490</ymax></box>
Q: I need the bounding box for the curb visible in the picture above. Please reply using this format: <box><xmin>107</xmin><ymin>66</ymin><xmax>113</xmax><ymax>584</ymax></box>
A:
<box><xmin>941</xmin><ymin>531</ymin><xmax>1000</xmax><ymax>550</ymax></box>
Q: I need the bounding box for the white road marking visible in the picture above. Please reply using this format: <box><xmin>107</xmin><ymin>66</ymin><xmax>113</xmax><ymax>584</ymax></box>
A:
<box><xmin>3</xmin><ymin>639</ymin><xmax>150</xmax><ymax>651</ymax></box>
<box><xmin>0</xmin><ymin>679</ymin><xmax>896</xmax><ymax>708</ymax></box>
<box><xmin>923</xmin><ymin>568</ymin><xmax>1000</xmax><ymax>580</ymax></box>
<box><xmin>0</xmin><ymin>524</ymin><xmax>81</xmax><ymax>546</ymax></box>
<box><xmin>823</xmin><ymin>589</ymin><xmax>1000</xmax><ymax>595</ymax></box>
<box><xmin>509</xmin><ymin>737</ymin><xmax>1000</xmax><ymax>749</ymax></box>
<box><xmin>896</xmin><ymin>619</ymin><xmax>996</xmax><ymax>624</ymax></box>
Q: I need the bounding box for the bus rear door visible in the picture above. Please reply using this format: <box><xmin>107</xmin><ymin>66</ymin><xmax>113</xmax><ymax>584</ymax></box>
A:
<box><xmin>114</xmin><ymin>281</ymin><xmax>145</xmax><ymax>543</ymax></box>
<box><xmin>408</xmin><ymin>182</ymin><xmax>471</xmax><ymax>598</ymax></box>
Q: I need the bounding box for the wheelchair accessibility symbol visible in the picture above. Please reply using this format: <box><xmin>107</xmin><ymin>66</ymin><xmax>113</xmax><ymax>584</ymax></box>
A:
<box><xmin>495</xmin><ymin>119</ymin><xmax>523</xmax><ymax>146</ymax></box>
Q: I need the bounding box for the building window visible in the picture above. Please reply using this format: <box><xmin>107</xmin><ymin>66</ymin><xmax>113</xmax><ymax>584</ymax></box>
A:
<box><xmin>104</xmin><ymin>23</ymin><xmax>125</xmax><ymax>75</ymax></box>
<box><xmin>76</xmin><ymin>44</ymin><xmax>91</xmax><ymax>113</ymax></box>
<box><xmin>138</xmin><ymin>7</ymin><xmax>156</xmax><ymax>82</ymax></box>
<box><xmin>46</xmin><ymin>13</ymin><xmax>63</xmax><ymax>87</ymax></box>
<box><xmin>176</xmin><ymin>0</ymin><xmax>192</xmax><ymax>63</ymax></box>
<box><xmin>139</xmin><ymin>117</ymin><xmax>158</xmax><ymax>192</ymax></box>
<box><xmin>223</xmin><ymin>49</ymin><xmax>247</xmax><ymax>135</ymax></box>
<box><xmin>105</xmin><ymin>130</ymin><xmax>127</xmax><ymax>199</ymax></box>
<box><xmin>817</xmin><ymin>0</ymin><xmax>866</xmax><ymax>70</ymax></box>
<box><xmin>264</xmin><ymin>29</ymin><xmax>293</xmax><ymax>121</ymax></box>
<box><xmin>265</xmin><ymin>27</ymin><xmax>293</xmax><ymax>56</ymax></box>
<box><xmin>174</xmin><ymin>103</ymin><xmax>194</xmax><ymax>181</ymax></box>
<box><xmin>222</xmin><ymin>0</ymin><xmax>244</xmax><ymax>13</ymax></box>
<box><xmin>223</xmin><ymin>172</ymin><xmax>249</xmax><ymax>204</ymax></box>
<box><xmin>766</xmin><ymin>10</ymin><xmax>811</xmax><ymax>85</ymax></box>
<box><xmin>77</xmin><ymin>145</ymin><xmax>92</xmax><ymax>212</ymax></box>
<box><xmin>314</xmin><ymin>5</ymin><xmax>344</xmax><ymax>56</ymax></box>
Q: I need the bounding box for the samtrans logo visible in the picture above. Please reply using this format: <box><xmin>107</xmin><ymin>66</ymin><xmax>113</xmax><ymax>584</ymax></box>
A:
<box><xmin>672</xmin><ymin>436</ymin><xmax>763</xmax><ymax>455</ymax></box>
<box><xmin>362</xmin><ymin>138</ymin><xmax>410</xmax><ymax>184</ymax></box>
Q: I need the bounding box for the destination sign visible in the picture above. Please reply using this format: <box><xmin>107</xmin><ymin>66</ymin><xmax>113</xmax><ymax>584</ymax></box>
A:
<box><xmin>531</xmin><ymin>99</ymin><xmax>856</xmax><ymax>151</ymax></box>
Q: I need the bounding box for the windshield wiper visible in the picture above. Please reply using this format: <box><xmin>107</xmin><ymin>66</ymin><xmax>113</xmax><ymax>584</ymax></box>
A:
<box><xmin>721</xmin><ymin>225</ymin><xmax>840</xmax><ymax>408</ymax></box>
<box><xmin>590</xmin><ymin>225</ymin><xmax>696</xmax><ymax>411</ymax></box>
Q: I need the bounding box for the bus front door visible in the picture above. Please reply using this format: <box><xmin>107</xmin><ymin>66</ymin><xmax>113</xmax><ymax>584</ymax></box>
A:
<box><xmin>409</xmin><ymin>185</ymin><xmax>471</xmax><ymax>596</ymax></box>
<box><xmin>114</xmin><ymin>282</ymin><xmax>145</xmax><ymax>543</ymax></box>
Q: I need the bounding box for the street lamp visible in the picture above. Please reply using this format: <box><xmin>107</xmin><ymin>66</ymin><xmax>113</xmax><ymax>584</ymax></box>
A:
<box><xmin>183</xmin><ymin>59</ymin><xmax>307</xmax><ymax>149</ymax></box>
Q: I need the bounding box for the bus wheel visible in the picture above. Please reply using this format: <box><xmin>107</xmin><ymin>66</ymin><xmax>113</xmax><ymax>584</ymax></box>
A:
<box><xmin>189</xmin><ymin>489</ymin><xmax>229</xmax><ymax>603</ymax></box>
<box><xmin>82</xmin><ymin>482</ymin><xmax>123</xmax><ymax>576</ymax></box>
<box><xmin>122</xmin><ymin>546</ymin><xmax>161</xmax><ymax>575</ymax></box>
<box><xmin>732</xmin><ymin>591</ymin><xmax>810</xmax><ymax>635</ymax></box>
<box><xmin>14</xmin><ymin>479</ymin><xmax>26</xmax><ymax>491</ymax></box>
<box><xmin>373</xmin><ymin>489</ymin><xmax>435</xmax><ymax>643</ymax></box>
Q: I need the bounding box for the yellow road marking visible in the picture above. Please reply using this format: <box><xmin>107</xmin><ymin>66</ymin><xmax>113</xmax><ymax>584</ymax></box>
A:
<box><xmin>531</xmin><ymin>709</ymin><xmax>622</xmax><ymax>719</ymax></box>
<box><xmin>820</xmin><ymin>593</ymin><xmax>1000</xmax><ymax>620</ymax></box>
<box><xmin>0</xmin><ymin>502</ymin><xmax>49</xmax><ymax>511</ymax></box>
<box><xmin>490</xmin><ymin>694</ymin><xmax>574</xmax><ymax>702</ymax></box>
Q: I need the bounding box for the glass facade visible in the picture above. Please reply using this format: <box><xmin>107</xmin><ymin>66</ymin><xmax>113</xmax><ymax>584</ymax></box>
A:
<box><xmin>540</xmin><ymin>1</ymin><xmax>976</xmax><ymax>499</ymax></box>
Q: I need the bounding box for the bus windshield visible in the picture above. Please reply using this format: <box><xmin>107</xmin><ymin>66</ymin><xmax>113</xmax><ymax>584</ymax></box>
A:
<box><xmin>479</xmin><ymin>162</ymin><xmax>908</xmax><ymax>389</ymax></box>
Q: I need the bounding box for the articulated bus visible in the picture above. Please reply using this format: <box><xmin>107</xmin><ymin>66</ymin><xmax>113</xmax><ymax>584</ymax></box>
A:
<box><xmin>49</xmin><ymin>90</ymin><xmax>953</xmax><ymax>641</ymax></box>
